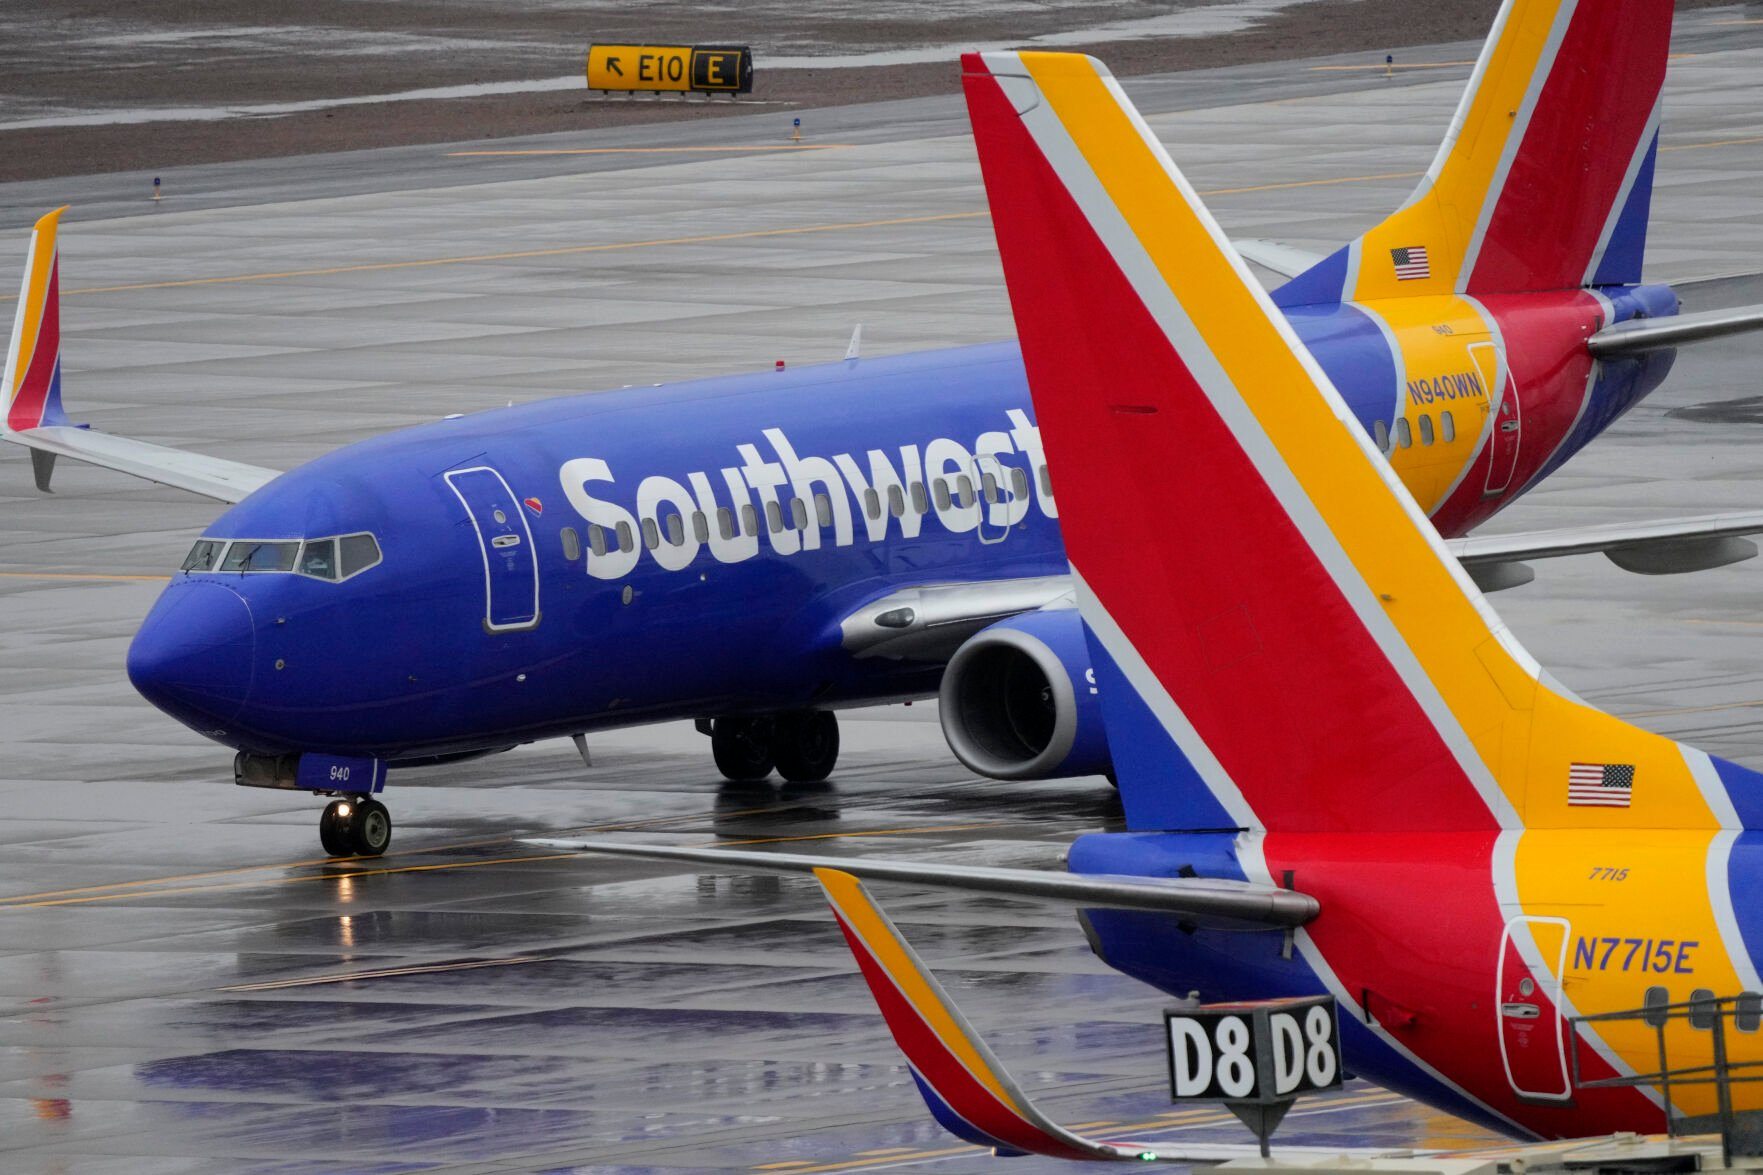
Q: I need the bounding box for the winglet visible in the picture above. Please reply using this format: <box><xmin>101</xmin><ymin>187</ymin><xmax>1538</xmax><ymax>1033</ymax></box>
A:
<box><xmin>813</xmin><ymin>867</ymin><xmax>1158</xmax><ymax>1161</ymax></box>
<box><xmin>5</xmin><ymin>207</ymin><xmax>71</xmax><ymax>434</ymax></box>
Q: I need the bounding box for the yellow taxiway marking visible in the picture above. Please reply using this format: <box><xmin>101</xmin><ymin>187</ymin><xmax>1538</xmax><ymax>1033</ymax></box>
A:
<box><xmin>448</xmin><ymin>145</ymin><xmax>854</xmax><ymax>156</ymax></box>
<box><xmin>0</xmin><ymin>570</ymin><xmax>172</xmax><ymax>582</ymax></box>
<box><xmin>25</xmin><ymin>212</ymin><xmax>988</xmax><ymax>302</ymax></box>
<box><xmin>1309</xmin><ymin>61</ymin><xmax>1476</xmax><ymax>71</ymax></box>
<box><xmin>768</xmin><ymin>1092</ymin><xmax>1406</xmax><ymax>1174</ymax></box>
<box><xmin>0</xmin><ymin>820</ymin><xmax>1018</xmax><ymax>910</ymax></box>
<box><xmin>1661</xmin><ymin>133</ymin><xmax>1763</xmax><ymax>154</ymax></box>
<box><xmin>852</xmin><ymin>1149</ymin><xmax>915</xmax><ymax>1158</ymax></box>
<box><xmin>757</xmin><ymin>1162</ymin><xmax>817</xmax><ymax>1170</ymax></box>
<box><xmin>11</xmin><ymin>124</ymin><xmax>1747</xmax><ymax>307</ymax></box>
<box><xmin>220</xmin><ymin>955</ymin><xmax>539</xmax><ymax>992</ymax></box>
<box><xmin>1715</xmin><ymin>18</ymin><xmax>1763</xmax><ymax>24</ymax></box>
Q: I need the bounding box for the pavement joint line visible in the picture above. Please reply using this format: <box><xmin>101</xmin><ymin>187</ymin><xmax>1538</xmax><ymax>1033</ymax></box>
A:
<box><xmin>8</xmin><ymin>131</ymin><xmax>1750</xmax><ymax>306</ymax></box>
<box><xmin>0</xmin><ymin>570</ymin><xmax>172</xmax><ymax>582</ymax></box>
<box><xmin>218</xmin><ymin>954</ymin><xmax>540</xmax><ymax>991</ymax></box>
<box><xmin>447</xmin><ymin>145</ymin><xmax>856</xmax><ymax>156</ymax></box>
<box><xmin>1309</xmin><ymin>61</ymin><xmax>1476</xmax><ymax>71</ymax></box>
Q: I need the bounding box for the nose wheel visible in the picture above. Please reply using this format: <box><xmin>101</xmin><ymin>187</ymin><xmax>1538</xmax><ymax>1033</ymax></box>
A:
<box><xmin>319</xmin><ymin>797</ymin><xmax>393</xmax><ymax>858</ymax></box>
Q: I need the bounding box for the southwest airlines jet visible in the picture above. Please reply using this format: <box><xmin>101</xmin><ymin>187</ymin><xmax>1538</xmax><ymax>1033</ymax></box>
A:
<box><xmin>8</xmin><ymin>0</ymin><xmax>1763</xmax><ymax>858</ymax></box>
<box><xmin>547</xmin><ymin>4</ymin><xmax>1763</xmax><ymax>1148</ymax></box>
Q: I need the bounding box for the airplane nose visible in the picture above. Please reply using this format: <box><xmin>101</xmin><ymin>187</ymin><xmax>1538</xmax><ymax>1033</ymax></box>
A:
<box><xmin>127</xmin><ymin>580</ymin><xmax>257</xmax><ymax>730</ymax></box>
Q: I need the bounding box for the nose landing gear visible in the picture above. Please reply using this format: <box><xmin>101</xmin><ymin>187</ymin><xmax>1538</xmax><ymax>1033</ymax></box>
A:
<box><xmin>319</xmin><ymin>797</ymin><xmax>393</xmax><ymax>858</ymax></box>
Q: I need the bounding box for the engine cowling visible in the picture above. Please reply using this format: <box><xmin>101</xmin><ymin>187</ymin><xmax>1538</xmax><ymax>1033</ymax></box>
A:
<box><xmin>938</xmin><ymin>609</ymin><xmax>1112</xmax><ymax>781</ymax></box>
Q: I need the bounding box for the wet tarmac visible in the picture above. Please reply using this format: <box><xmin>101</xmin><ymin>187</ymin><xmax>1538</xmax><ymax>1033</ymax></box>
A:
<box><xmin>6</xmin><ymin>8</ymin><xmax>1763</xmax><ymax>1171</ymax></box>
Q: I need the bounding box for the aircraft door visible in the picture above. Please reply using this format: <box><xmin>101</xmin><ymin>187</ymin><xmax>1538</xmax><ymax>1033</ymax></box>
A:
<box><xmin>1496</xmin><ymin>915</ymin><xmax>1574</xmax><ymax>1102</ymax></box>
<box><xmin>971</xmin><ymin>453</ymin><xmax>1012</xmax><ymax>545</ymax></box>
<box><xmin>1471</xmin><ymin>340</ymin><xmax>1521</xmax><ymax>496</ymax></box>
<box><xmin>445</xmin><ymin>466</ymin><xmax>540</xmax><ymax>633</ymax></box>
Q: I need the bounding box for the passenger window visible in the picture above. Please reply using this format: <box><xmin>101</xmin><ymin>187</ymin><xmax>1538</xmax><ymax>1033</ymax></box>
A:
<box><xmin>933</xmin><ymin>479</ymin><xmax>952</xmax><ymax>511</ymax></box>
<box><xmin>887</xmin><ymin>485</ymin><xmax>905</xmax><ymax>518</ymax></box>
<box><xmin>641</xmin><ymin>518</ymin><xmax>660</xmax><ymax>550</ymax></box>
<box><xmin>766</xmin><ymin>500</ymin><xmax>784</xmax><ymax>533</ymax></box>
<box><xmin>665</xmin><ymin>514</ymin><xmax>684</xmax><ymax>547</ymax></box>
<box><xmin>1394</xmin><ymin>418</ymin><xmax>1412</xmax><ymax>449</ymax></box>
<box><xmin>616</xmin><ymin>521</ymin><xmax>635</xmax><ymax>553</ymax></box>
<box><xmin>1011</xmin><ymin>468</ymin><xmax>1029</xmax><ymax>498</ymax></box>
<box><xmin>299</xmin><ymin>538</ymin><xmax>338</xmax><ymax>580</ymax></box>
<box><xmin>1038</xmin><ymin>466</ymin><xmax>1053</xmax><ymax>498</ymax></box>
<box><xmin>1642</xmin><ymin>986</ymin><xmax>1670</xmax><ymax>1029</ymax></box>
<box><xmin>181</xmin><ymin>539</ymin><xmax>225</xmax><ymax>572</ymax></box>
<box><xmin>588</xmin><ymin>525</ymin><xmax>608</xmax><ymax>557</ymax></box>
<box><xmin>955</xmin><ymin>475</ymin><xmax>974</xmax><ymax>507</ymax></box>
<box><xmin>1373</xmin><ymin>420</ymin><xmax>1389</xmax><ymax>451</ymax></box>
<box><xmin>864</xmin><ymin>488</ymin><xmax>881</xmax><ymax>520</ymax></box>
<box><xmin>691</xmin><ymin>511</ymin><xmax>708</xmax><ymax>544</ymax></box>
<box><xmin>741</xmin><ymin>503</ymin><xmax>759</xmax><ymax>536</ymax></box>
<box><xmin>1441</xmin><ymin>410</ymin><xmax>1456</xmax><ymax>442</ymax></box>
<box><xmin>222</xmin><ymin>540</ymin><xmax>299</xmax><ymax>573</ymax></box>
<box><xmin>1418</xmin><ymin>414</ymin><xmax>1435</xmax><ymax>446</ymax></box>
<box><xmin>339</xmin><ymin>534</ymin><xmax>381</xmax><ymax>577</ymax></box>
<box><xmin>717</xmin><ymin>508</ymin><xmax>735</xmax><ymax>541</ymax></box>
<box><xmin>910</xmin><ymin>482</ymin><xmax>928</xmax><ymax>514</ymax></box>
<box><xmin>1738</xmin><ymin>992</ymin><xmax>1761</xmax><ymax>1033</ymax></box>
<box><xmin>1690</xmin><ymin>989</ymin><xmax>1717</xmax><ymax>1030</ymax></box>
<box><xmin>812</xmin><ymin>492</ymin><xmax>830</xmax><ymax>527</ymax></box>
<box><xmin>560</xmin><ymin>528</ymin><xmax>581</xmax><ymax>562</ymax></box>
<box><xmin>982</xmin><ymin>472</ymin><xmax>999</xmax><ymax>503</ymax></box>
<box><xmin>790</xmin><ymin>498</ymin><xmax>808</xmax><ymax>530</ymax></box>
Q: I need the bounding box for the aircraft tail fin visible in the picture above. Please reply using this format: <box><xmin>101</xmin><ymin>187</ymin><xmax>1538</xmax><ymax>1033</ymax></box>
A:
<box><xmin>961</xmin><ymin>46</ymin><xmax>1763</xmax><ymax>836</ymax></box>
<box><xmin>814</xmin><ymin>867</ymin><xmax>1154</xmax><ymax>1161</ymax></box>
<box><xmin>1275</xmin><ymin>0</ymin><xmax>1670</xmax><ymax>306</ymax></box>
<box><xmin>4</xmin><ymin>207</ymin><xmax>70</xmax><ymax>433</ymax></box>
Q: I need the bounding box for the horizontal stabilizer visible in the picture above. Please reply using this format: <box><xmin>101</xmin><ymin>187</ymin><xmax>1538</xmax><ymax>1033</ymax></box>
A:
<box><xmin>1588</xmin><ymin>302</ymin><xmax>1763</xmax><ymax>356</ymax></box>
<box><xmin>524</xmin><ymin>839</ymin><xmax>1319</xmax><ymax>925</ymax></box>
<box><xmin>4</xmin><ymin>425</ymin><xmax>277</xmax><ymax>503</ymax></box>
<box><xmin>1231</xmin><ymin>238</ymin><xmax>1325</xmax><ymax>280</ymax></box>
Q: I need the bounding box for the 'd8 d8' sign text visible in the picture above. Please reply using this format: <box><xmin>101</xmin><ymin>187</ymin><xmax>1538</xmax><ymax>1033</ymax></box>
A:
<box><xmin>585</xmin><ymin>44</ymin><xmax>754</xmax><ymax>94</ymax></box>
<box><xmin>1165</xmin><ymin>996</ymin><xmax>1342</xmax><ymax>1103</ymax></box>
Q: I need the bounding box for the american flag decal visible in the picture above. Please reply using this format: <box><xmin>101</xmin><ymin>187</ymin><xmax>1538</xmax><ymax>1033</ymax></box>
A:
<box><xmin>1391</xmin><ymin>246</ymin><xmax>1431</xmax><ymax>280</ymax></box>
<box><xmin>1569</xmin><ymin>762</ymin><xmax>1634</xmax><ymax>807</ymax></box>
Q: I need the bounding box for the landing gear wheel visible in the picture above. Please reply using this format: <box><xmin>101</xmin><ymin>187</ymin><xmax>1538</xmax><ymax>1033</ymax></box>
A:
<box><xmin>318</xmin><ymin>800</ymin><xmax>354</xmax><ymax>857</ymax></box>
<box><xmin>350</xmin><ymin>798</ymin><xmax>392</xmax><ymax>857</ymax></box>
<box><xmin>773</xmin><ymin>710</ymin><xmax>839</xmax><ymax>783</ymax></box>
<box><xmin>712</xmin><ymin>716</ymin><xmax>776</xmax><ymax>782</ymax></box>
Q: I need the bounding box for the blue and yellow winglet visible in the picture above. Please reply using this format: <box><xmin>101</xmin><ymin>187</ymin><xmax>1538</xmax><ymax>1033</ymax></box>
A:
<box><xmin>814</xmin><ymin>868</ymin><xmax>1161</xmax><ymax>1161</ymax></box>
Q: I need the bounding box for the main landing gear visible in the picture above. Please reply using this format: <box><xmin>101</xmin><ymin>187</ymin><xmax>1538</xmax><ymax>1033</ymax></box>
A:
<box><xmin>318</xmin><ymin>796</ymin><xmax>393</xmax><ymax>858</ymax></box>
<box><xmin>706</xmin><ymin>711</ymin><xmax>840</xmax><ymax>783</ymax></box>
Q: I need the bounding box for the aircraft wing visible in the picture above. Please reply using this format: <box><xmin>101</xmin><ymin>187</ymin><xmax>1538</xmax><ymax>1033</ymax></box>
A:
<box><xmin>3</xmin><ymin>207</ymin><xmax>280</xmax><ymax>504</ymax></box>
<box><xmin>525</xmin><ymin>839</ymin><xmax>1320</xmax><ymax>926</ymax></box>
<box><xmin>1588</xmin><ymin>301</ymin><xmax>1763</xmax><ymax>356</ymax></box>
<box><xmin>1230</xmin><ymin>238</ymin><xmax>1325</xmax><ymax>279</ymax></box>
<box><xmin>1446</xmin><ymin>511</ymin><xmax>1763</xmax><ymax>585</ymax></box>
<box><xmin>2</xmin><ymin>425</ymin><xmax>278</xmax><ymax>502</ymax></box>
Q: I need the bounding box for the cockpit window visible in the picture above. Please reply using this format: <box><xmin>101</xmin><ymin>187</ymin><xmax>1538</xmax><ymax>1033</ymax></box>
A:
<box><xmin>183</xmin><ymin>532</ymin><xmax>379</xmax><ymax>581</ymax></box>
<box><xmin>221</xmin><ymin>540</ymin><xmax>299</xmax><ymax>573</ymax></box>
<box><xmin>299</xmin><ymin>538</ymin><xmax>338</xmax><ymax>581</ymax></box>
<box><xmin>181</xmin><ymin>539</ymin><xmax>225</xmax><ymax>572</ymax></box>
<box><xmin>339</xmin><ymin>533</ymin><xmax>382</xmax><ymax>577</ymax></box>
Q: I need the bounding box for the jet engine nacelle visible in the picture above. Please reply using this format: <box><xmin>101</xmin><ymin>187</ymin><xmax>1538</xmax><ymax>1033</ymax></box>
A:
<box><xmin>938</xmin><ymin>609</ymin><xmax>1112</xmax><ymax>781</ymax></box>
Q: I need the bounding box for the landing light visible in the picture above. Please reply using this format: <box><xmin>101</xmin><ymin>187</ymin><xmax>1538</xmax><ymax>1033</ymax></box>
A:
<box><xmin>337</xmin><ymin>803</ymin><xmax>352</xmax><ymax>817</ymax></box>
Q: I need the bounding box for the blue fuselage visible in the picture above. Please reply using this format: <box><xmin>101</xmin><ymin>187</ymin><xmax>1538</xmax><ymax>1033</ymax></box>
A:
<box><xmin>127</xmin><ymin>288</ymin><xmax>1678</xmax><ymax>762</ymax></box>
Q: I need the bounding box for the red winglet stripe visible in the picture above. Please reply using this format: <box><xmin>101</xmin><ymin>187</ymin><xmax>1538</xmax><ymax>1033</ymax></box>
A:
<box><xmin>8</xmin><ymin>256</ymin><xmax>59</xmax><ymax>431</ymax></box>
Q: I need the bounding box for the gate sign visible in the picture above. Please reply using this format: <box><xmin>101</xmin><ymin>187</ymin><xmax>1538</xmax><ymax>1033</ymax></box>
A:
<box><xmin>1165</xmin><ymin>995</ymin><xmax>1342</xmax><ymax>1104</ymax></box>
<box><xmin>585</xmin><ymin>44</ymin><xmax>754</xmax><ymax>94</ymax></box>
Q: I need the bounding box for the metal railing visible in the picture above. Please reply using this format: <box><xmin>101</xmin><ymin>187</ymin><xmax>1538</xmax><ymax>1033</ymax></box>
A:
<box><xmin>1570</xmin><ymin>993</ymin><xmax>1763</xmax><ymax>1165</ymax></box>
